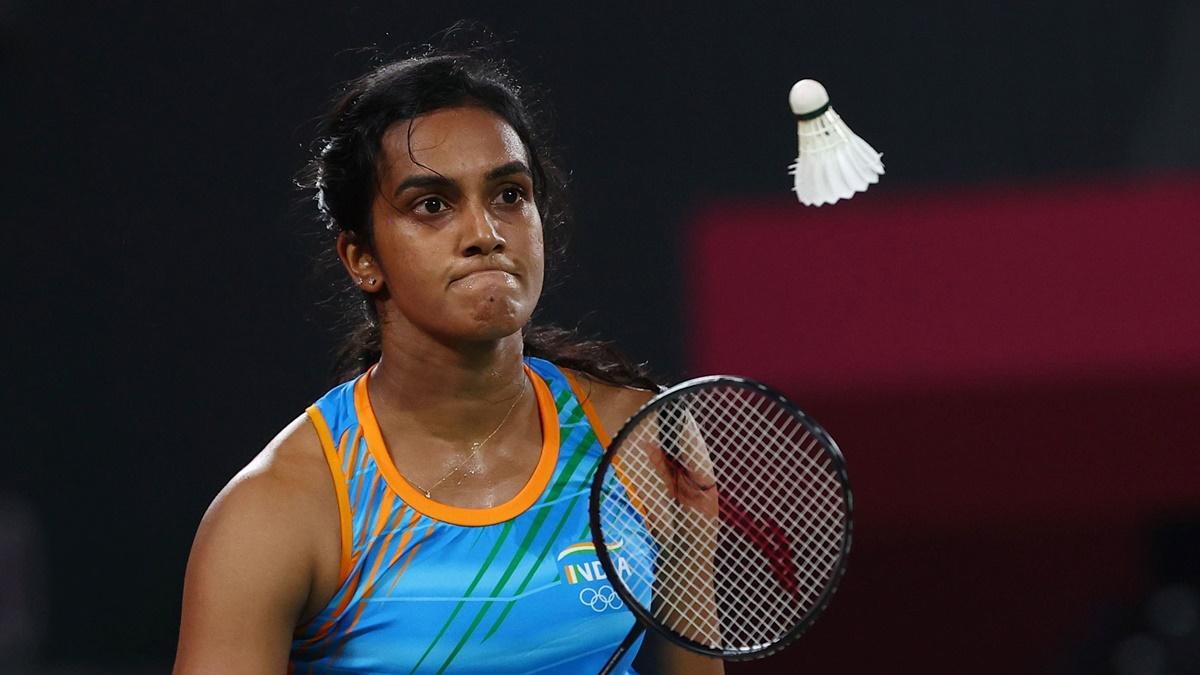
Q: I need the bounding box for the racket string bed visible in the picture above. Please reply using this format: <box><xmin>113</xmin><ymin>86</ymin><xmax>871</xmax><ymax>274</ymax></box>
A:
<box><xmin>594</xmin><ymin>380</ymin><xmax>852</xmax><ymax>660</ymax></box>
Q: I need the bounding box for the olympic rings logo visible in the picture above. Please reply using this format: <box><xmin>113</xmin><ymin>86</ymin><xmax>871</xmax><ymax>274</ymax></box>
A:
<box><xmin>578</xmin><ymin>585</ymin><xmax>624</xmax><ymax>613</ymax></box>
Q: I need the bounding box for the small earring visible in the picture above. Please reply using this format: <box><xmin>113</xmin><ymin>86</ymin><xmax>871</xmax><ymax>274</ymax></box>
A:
<box><xmin>368</xmin><ymin>277</ymin><xmax>376</xmax><ymax>285</ymax></box>
<box><xmin>356</xmin><ymin>277</ymin><xmax>364</xmax><ymax>285</ymax></box>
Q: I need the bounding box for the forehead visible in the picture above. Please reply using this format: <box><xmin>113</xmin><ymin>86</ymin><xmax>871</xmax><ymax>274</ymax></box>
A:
<box><xmin>378</xmin><ymin>107</ymin><xmax>528</xmax><ymax>182</ymax></box>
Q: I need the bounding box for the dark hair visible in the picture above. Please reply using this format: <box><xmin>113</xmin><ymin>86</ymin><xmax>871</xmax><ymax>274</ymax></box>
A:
<box><xmin>302</xmin><ymin>45</ymin><xmax>658</xmax><ymax>391</ymax></box>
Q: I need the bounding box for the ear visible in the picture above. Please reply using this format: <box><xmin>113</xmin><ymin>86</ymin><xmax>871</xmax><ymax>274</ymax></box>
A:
<box><xmin>336</xmin><ymin>232</ymin><xmax>383</xmax><ymax>292</ymax></box>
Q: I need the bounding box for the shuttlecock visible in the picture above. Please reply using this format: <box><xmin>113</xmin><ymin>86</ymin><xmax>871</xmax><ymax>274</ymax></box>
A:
<box><xmin>788</xmin><ymin>79</ymin><xmax>883</xmax><ymax>206</ymax></box>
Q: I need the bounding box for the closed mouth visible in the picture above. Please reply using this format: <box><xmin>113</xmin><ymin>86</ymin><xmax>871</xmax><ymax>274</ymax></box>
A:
<box><xmin>452</xmin><ymin>268</ymin><xmax>518</xmax><ymax>285</ymax></box>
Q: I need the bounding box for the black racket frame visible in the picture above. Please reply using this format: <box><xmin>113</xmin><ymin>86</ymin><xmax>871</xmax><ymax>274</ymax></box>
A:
<box><xmin>588</xmin><ymin>374</ymin><xmax>854</xmax><ymax>664</ymax></box>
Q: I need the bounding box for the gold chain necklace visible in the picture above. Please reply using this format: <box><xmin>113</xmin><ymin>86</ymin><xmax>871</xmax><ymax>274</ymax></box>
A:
<box><xmin>403</xmin><ymin>377</ymin><xmax>528</xmax><ymax>499</ymax></box>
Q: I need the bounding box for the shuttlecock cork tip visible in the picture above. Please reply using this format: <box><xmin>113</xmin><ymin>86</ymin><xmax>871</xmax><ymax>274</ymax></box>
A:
<box><xmin>789</xmin><ymin>79</ymin><xmax>830</xmax><ymax>117</ymax></box>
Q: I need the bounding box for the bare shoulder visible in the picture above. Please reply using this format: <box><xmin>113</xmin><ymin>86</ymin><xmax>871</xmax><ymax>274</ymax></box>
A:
<box><xmin>564</xmin><ymin>369</ymin><xmax>657</xmax><ymax>437</ymax></box>
<box><xmin>188</xmin><ymin>412</ymin><xmax>338</xmax><ymax>595</ymax></box>
<box><xmin>237</xmin><ymin>413</ymin><xmax>329</xmax><ymax>498</ymax></box>
<box><xmin>206</xmin><ymin>413</ymin><xmax>330</xmax><ymax>528</ymax></box>
<box><xmin>176</xmin><ymin>413</ymin><xmax>336</xmax><ymax>673</ymax></box>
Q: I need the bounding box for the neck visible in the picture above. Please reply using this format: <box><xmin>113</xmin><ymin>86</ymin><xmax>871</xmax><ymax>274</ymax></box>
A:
<box><xmin>367</xmin><ymin>321</ymin><xmax>530</xmax><ymax>443</ymax></box>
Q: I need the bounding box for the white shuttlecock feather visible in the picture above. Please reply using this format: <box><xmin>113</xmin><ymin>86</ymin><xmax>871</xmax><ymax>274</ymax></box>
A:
<box><xmin>788</xmin><ymin>79</ymin><xmax>883</xmax><ymax>206</ymax></box>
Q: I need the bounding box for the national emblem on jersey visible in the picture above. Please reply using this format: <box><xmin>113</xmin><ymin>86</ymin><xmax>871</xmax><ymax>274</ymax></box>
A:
<box><xmin>558</xmin><ymin>540</ymin><xmax>633</xmax><ymax>590</ymax></box>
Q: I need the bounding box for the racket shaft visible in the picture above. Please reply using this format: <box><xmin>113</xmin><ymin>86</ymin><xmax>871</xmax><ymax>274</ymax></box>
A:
<box><xmin>599</xmin><ymin>623</ymin><xmax>645</xmax><ymax>675</ymax></box>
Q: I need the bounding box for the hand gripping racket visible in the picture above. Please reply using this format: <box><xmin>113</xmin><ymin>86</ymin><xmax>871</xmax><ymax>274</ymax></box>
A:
<box><xmin>590</xmin><ymin>376</ymin><xmax>853</xmax><ymax>672</ymax></box>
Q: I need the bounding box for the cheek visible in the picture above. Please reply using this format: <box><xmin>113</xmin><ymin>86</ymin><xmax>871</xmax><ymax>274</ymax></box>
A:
<box><xmin>376</xmin><ymin>231</ymin><xmax>442</xmax><ymax>306</ymax></box>
<box><xmin>523</xmin><ymin>224</ymin><xmax>546</xmax><ymax>283</ymax></box>
<box><xmin>532</xmin><ymin>237</ymin><xmax>545</xmax><ymax>274</ymax></box>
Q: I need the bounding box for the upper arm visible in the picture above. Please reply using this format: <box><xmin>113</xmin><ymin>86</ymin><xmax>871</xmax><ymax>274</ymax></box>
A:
<box><xmin>174</xmin><ymin>419</ymin><xmax>325</xmax><ymax>675</ymax></box>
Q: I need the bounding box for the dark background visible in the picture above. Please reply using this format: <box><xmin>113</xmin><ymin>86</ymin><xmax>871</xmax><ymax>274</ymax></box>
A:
<box><xmin>3</xmin><ymin>1</ymin><xmax>1199</xmax><ymax>673</ymax></box>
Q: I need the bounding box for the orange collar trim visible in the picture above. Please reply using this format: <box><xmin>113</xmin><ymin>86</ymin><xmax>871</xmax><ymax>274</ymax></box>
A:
<box><xmin>353</xmin><ymin>364</ymin><xmax>560</xmax><ymax>527</ymax></box>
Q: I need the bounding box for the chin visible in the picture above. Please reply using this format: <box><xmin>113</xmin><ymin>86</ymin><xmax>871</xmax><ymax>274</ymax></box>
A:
<box><xmin>460</xmin><ymin>297</ymin><xmax>532</xmax><ymax>342</ymax></box>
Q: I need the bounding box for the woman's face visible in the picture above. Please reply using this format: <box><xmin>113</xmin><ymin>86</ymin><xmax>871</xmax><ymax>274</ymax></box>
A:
<box><xmin>359</xmin><ymin>106</ymin><xmax>545</xmax><ymax>346</ymax></box>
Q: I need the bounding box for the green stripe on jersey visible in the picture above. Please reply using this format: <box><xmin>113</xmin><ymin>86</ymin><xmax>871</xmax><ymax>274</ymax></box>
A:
<box><xmin>408</xmin><ymin>521</ymin><xmax>514</xmax><ymax>674</ymax></box>
<box><xmin>434</xmin><ymin>409</ymin><xmax>593</xmax><ymax>673</ymax></box>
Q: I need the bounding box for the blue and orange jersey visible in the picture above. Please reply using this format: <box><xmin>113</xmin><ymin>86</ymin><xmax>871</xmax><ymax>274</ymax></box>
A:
<box><xmin>289</xmin><ymin>357</ymin><xmax>648</xmax><ymax>674</ymax></box>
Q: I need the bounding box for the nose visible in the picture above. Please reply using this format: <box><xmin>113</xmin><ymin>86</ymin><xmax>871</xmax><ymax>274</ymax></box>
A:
<box><xmin>460</xmin><ymin>203</ymin><xmax>506</xmax><ymax>257</ymax></box>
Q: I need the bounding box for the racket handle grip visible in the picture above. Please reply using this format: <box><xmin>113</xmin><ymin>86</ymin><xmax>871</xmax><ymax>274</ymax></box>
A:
<box><xmin>598</xmin><ymin>623</ymin><xmax>646</xmax><ymax>675</ymax></box>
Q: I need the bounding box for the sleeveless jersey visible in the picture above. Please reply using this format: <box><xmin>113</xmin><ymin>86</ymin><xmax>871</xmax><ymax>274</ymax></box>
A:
<box><xmin>289</xmin><ymin>357</ymin><xmax>646</xmax><ymax>674</ymax></box>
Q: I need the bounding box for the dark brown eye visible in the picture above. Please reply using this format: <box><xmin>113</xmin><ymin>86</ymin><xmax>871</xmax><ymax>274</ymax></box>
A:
<box><xmin>414</xmin><ymin>197</ymin><xmax>448</xmax><ymax>215</ymax></box>
<box><xmin>500</xmin><ymin>187</ymin><xmax>522</xmax><ymax>204</ymax></box>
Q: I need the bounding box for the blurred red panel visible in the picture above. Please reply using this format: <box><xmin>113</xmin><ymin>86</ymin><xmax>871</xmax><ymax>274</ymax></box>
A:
<box><xmin>685</xmin><ymin>175</ymin><xmax>1200</xmax><ymax>524</ymax></box>
<box><xmin>687</xmin><ymin>175</ymin><xmax>1200</xmax><ymax>391</ymax></box>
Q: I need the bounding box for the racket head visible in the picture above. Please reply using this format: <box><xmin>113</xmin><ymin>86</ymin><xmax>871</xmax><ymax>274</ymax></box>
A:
<box><xmin>589</xmin><ymin>375</ymin><xmax>853</xmax><ymax>661</ymax></box>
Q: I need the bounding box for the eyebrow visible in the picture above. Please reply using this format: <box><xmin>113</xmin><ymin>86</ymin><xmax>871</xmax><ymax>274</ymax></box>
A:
<box><xmin>391</xmin><ymin>161</ymin><xmax>533</xmax><ymax>198</ymax></box>
<box><xmin>392</xmin><ymin>174</ymin><xmax>454</xmax><ymax>197</ymax></box>
<box><xmin>485</xmin><ymin>161</ymin><xmax>532</xmax><ymax>182</ymax></box>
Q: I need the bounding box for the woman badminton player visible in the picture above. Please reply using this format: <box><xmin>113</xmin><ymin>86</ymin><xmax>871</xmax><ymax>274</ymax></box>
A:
<box><xmin>173</xmin><ymin>46</ymin><xmax>724</xmax><ymax>675</ymax></box>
